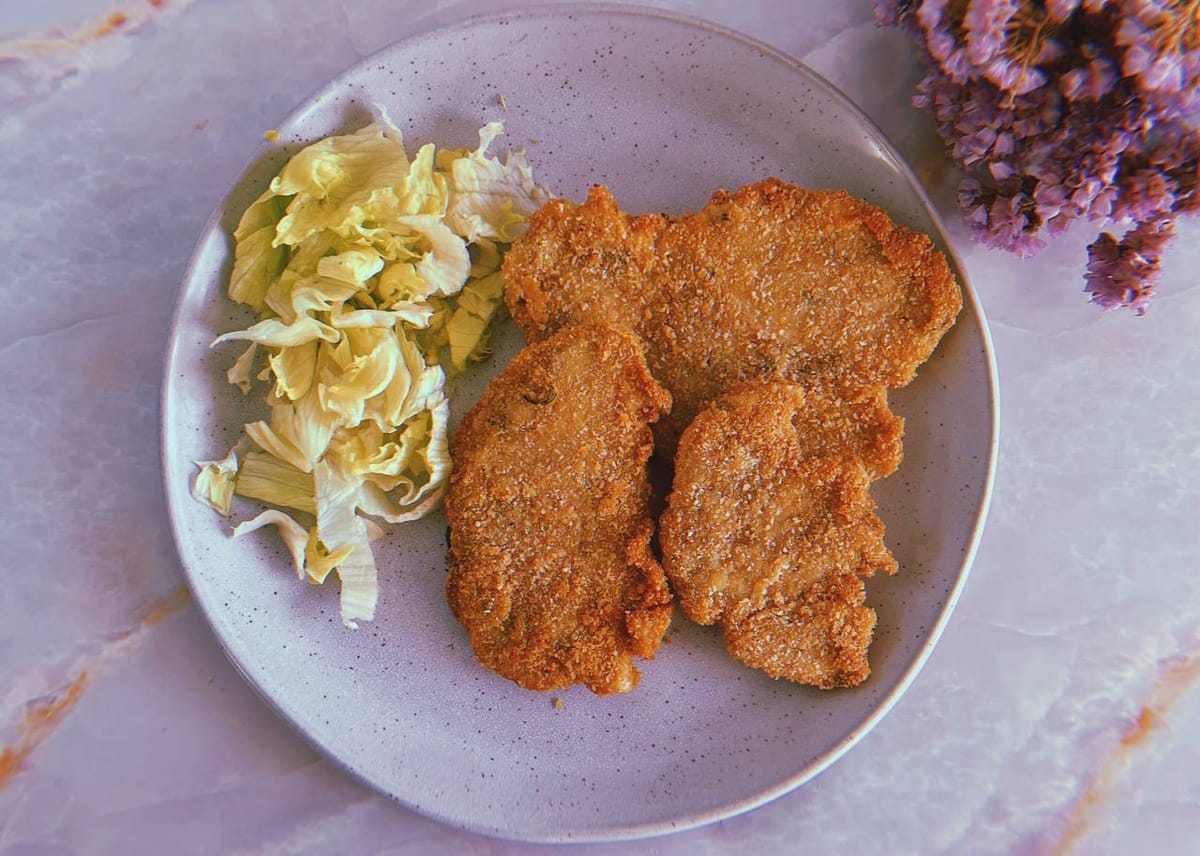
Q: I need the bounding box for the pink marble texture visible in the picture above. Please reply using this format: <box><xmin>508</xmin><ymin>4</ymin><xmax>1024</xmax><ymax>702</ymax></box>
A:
<box><xmin>1</xmin><ymin>1</ymin><xmax>1197</xmax><ymax>853</ymax></box>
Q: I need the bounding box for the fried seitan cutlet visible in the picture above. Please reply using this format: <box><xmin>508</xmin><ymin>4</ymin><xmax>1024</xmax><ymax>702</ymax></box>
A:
<box><xmin>732</xmin><ymin>380</ymin><xmax>907</xmax><ymax>481</ymax></box>
<box><xmin>503</xmin><ymin>178</ymin><xmax>961</xmax><ymax>457</ymax></box>
<box><xmin>659</xmin><ymin>381</ymin><xmax>900</xmax><ymax>688</ymax></box>
<box><xmin>445</xmin><ymin>323</ymin><xmax>673</xmax><ymax>695</ymax></box>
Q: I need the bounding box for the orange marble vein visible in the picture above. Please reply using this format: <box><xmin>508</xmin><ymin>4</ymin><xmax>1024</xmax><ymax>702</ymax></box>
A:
<box><xmin>0</xmin><ymin>1</ymin><xmax>171</xmax><ymax>61</ymax></box>
<box><xmin>1050</xmin><ymin>649</ymin><xmax>1200</xmax><ymax>855</ymax></box>
<box><xmin>0</xmin><ymin>585</ymin><xmax>191</xmax><ymax>791</ymax></box>
<box><xmin>141</xmin><ymin>584</ymin><xmax>192</xmax><ymax>629</ymax></box>
<box><xmin>0</xmin><ymin>672</ymin><xmax>88</xmax><ymax>790</ymax></box>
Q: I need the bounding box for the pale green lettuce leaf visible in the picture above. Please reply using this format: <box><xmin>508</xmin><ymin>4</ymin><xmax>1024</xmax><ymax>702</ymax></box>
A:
<box><xmin>445</xmin><ymin>122</ymin><xmax>550</xmax><ymax>243</ymax></box>
<box><xmin>389</xmin><ymin>301</ymin><xmax>435</xmax><ymax>328</ymax></box>
<box><xmin>347</xmin><ymin>223</ymin><xmax>424</xmax><ymax>263</ymax></box>
<box><xmin>329</xmin><ymin>303</ymin><xmax>434</xmax><ymax>330</ymax></box>
<box><xmin>229</xmin><ymin>191</ymin><xmax>290</xmax><ymax>310</ymax></box>
<box><xmin>313</xmin><ymin>461</ymin><xmax>377</xmax><ymax>627</ymax></box>
<box><xmin>416</xmin><ymin>395</ymin><xmax>452</xmax><ymax>503</ymax></box>
<box><xmin>316</xmin><ymin>249</ymin><xmax>384</xmax><ymax>284</ymax></box>
<box><xmin>226</xmin><ymin>342</ymin><xmax>259</xmax><ymax>394</ymax></box>
<box><xmin>244</xmin><ymin>413</ymin><xmax>310</xmax><ymax>473</ymax></box>
<box><xmin>394</xmin><ymin>214</ymin><xmax>471</xmax><ymax>297</ymax></box>
<box><xmin>369</xmin><ymin>143</ymin><xmax>450</xmax><ymax>221</ymax></box>
<box><xmin>291</xmin><ymin>384</ymin><xmax>340</xmax><ymax>465</ymax></box>
<box><xmin>303</xmin><ymin>527</ymin><xmax>353</xmax><ymax>585</ymax></box>
<box><xmin>370</xmin><ymin>409</ymin><xmax>433</xmax><ymax>506</ymax></box>
<box><xmin>401</xmin><ymin>143</ymin><xmax>448</xmax><ymax>215</ymax></box>
<box><xmin>356</xmin><ymin>395</ymin><xmax>450</xmax><ymax>520</ymax></box>
<box><xmin>269</xmin><ymin>339</ymin><xmax>318</xmax><ymax>401</ymax></box>
<box><xmin>282</xmin><ymin>277</ymin><xmax>363</xmax><ymax>321</ymax></box>
<box><xmin>318</xmin><ymin>329</ymin><xmax>400</xmax><ymax>428</ymax></box>
<box><xmin>211</xmin><ymin>316</ymin><xmax>340</xmax><ymax>349</ymax></box>
<box><xmin>270</xmin><ymin>124</ymin><xmax>413</xmax><ymax>248</ymax></box>
<box><xmin>192</xmin><ymin>448</ymin><xmax>239</xmax><ymax>515</ymax></box>
<box><xmin>264</xmin><ymin>234</ymin><xmax>343</xmax><ymax>321</ymax></box>
<box><xmin>468</xmin><ymin>237</ymin><xmax>502</xmax><ymax>278</ymax></box>
<box><xmin>365</xmin><ymin>334</ymin><xmax>444</xmax><ymax>430</ymax></box>
<box><xmin>329</xmin><ymin>308</ymin><xmax>401</xmax><ymax>329</ymax></box>
<box><xmin>330</xmin><ymin>418</ymin><xmax>421</xmax><ymax>489</ymax></box>
<box><xmin>375</xmin><ymin>262</ymin><xmax>425</xmax><ymax>303</ymax></box>
<box><xmin>232</xmin><ymin>509</ymin><xmax>309</xmax><ymax>579</ymax></box>
<box><xmin>242</xmin><ymin>384</ymin><xmax>338</xmax><ymax>474</ymax></box>
<box><xmin>269</xmin><ymin>123</ymin><xmax>406</xmax><ymax>198</ymax></box>
<box><xmin>234</xmin><ymin>451</ymin><xmax>316</xmax><ymax>514</ymax></box>
<box><xmin>446</xmin><ymin>271</ymin><xmax>505</xmax><ymax>374</ymax></box>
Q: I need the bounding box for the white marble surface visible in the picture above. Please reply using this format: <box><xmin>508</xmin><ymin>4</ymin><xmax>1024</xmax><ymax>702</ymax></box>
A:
<box><xmin>1</xmin><ymin>1</ymin><xmax>1197</xmax><ymax>853</ymax></box>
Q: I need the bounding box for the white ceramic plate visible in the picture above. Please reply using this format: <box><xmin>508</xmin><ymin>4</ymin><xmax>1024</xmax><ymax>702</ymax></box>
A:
<box><xmin>162</xmin><ymin>4</ymin><xmax>998</xmax><ymax>843</ymax></box>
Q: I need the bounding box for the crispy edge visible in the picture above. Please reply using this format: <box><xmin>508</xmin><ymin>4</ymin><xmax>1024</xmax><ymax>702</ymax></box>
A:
<box><xmin>714</xmin><ymin>379</ymin><xmax>905</xmax><ymax>480</ymax></box>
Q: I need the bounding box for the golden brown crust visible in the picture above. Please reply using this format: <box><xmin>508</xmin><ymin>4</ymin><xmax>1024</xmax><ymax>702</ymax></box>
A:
<box><xmin>503</xmin><ymin>178</ymin><xmax>962</xmax><ymax>457</ymax></box>
<box><xmin>722</xmin><ymin>573</ymin><xmax>876</xmax><ymax>688</ymax></box>
<box><xmin>659</xmin><ymin>381</ymin><xmax>898</xmax><ymax>688</ymax></box>
<box><xmin>714</xmin><ymin>379</ymin><xmax>905</xmax><ymax>480</ymax></box>
<box><xmin>445</xmin><ymin>323</ymin><xmax>673</xmax><ymax>695</ymax></box>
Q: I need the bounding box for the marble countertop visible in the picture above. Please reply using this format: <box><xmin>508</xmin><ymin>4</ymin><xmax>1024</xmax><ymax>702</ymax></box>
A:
<box><xmin>2</xmin><ymin>1</ymin><xmax>1198</xmax><ymax>853</ymax></box>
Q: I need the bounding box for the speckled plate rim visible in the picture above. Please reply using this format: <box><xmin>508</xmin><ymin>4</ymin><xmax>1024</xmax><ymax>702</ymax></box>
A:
<box><xmin>161</xmin><ymin>2</ymin><xmax>1000</xmax><ymax>843</ymax></box>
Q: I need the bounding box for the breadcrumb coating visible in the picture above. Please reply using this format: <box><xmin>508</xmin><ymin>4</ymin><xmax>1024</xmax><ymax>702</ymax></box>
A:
<box><xmin>503</xmin><ymin>177</ymin><xmax>961</xmax><ymax>457</ymax></box>
<box><xmin>445</xmin><ymin>323</ymin><xmax>673</xmax><ymax>695</ymax></box>
<box><xmin>660</xmin><ymin>381</ymin><xmax>899</xmax><ymax>688</ymax></box>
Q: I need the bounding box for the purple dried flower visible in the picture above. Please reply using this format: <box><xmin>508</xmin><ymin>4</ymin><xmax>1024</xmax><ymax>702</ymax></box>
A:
<box><xmin>1046</xmin><ymin>213</ymin><xmax>1074</xmax><ymax>235</ymax></box>
<box><xmin>964</xmin><ymin>0</ymin><xmax>1062</xmax><ymax>96</ymax></box>
<box><xmin>993</xmin><ymin>130</ymin><xmax>1016</xmax><ymax>156</ymax></box>
<box><xmin>979</xmin><ymin>58</ymin><xmax>1033</xmax><ymax>94</ymax></box>
<box><xmin>1122</xmin><ymin>36</ymin><xmax>1184</xmax><ymax>91</ymax></box>
<box><xmin>1115</xmin><ymin>1</ymin><xmax>1200</xmax><ymax>101</ymax></box>
<box><xmin>875</xmin><ymin>0</ymin><xmax>1200</xmax><ymax>312</ymax></box>
<box><xmin>964</xmin><ymin>0</ymin><xmax>1019</xmax><ymax>66</ymax></box>
<box><xmin>961</xmin><ymin>182</ymin><xmax>1047</xmax><ymax>256</ymax></box>
<box><xmin>1070</xmin><ymin>177</ymin><xmax>1103</xmax><ymax>209</ymax></box>
<box><xmin>1084</xmin><ymin>217</ymin><xmax>1177</xmax><ymax>313</ymax></box>
<box><xmin>957</xmin><ymin>124</ymin><xmax>999</xmax><ymax>165</ymax></box>
<box><xmin>1033</xmin><ymin>179</ymin><xmax>1069</xmax><ymax>219</ymax></box>
<box><xmin>1114</xmin><ymin>168</ymin><xmax>1178</xmax><ymax>221</ymax></box>
<box><xmin>1108</xmin><ymin>129</ymin><xmax>1134</xmax><ymax>155</ymax></box>
<box><xmin>1091</xmin><ymin>184</ymin><xmax>1120</xmax><ymax>220</ymax></box>
<box><xmin>918</xmin><ymin>0</ymin><xmax>976</xmax><ymax>82</ymax></box>
<box><xmin>1046</xmin><ymin>0</ymin><xmax>1083</xmax><ymax>21</ymax></box>
<box><xmin>989</xmin><ymin>160</ymin><xmax>1017</xmax><ymax>180</ymax></box>
<box><xmin>1060</xmin><ymin>54</ymin><xmax>1119</xmax><ymax>99</ymax></box>
<box><xmin>959</xmin><ymin>175</ymin><xmax>984</xmax><ymax>199</ymax></box>
<box><xmin>1145</xmin><ymin>119</ymin><xmax>1200</xmax><ymax>174</ymax></box>
<box><xmin>871</xmin><ymin>0</ymin><xmax>921</xmax><ymax>32</ymax></box>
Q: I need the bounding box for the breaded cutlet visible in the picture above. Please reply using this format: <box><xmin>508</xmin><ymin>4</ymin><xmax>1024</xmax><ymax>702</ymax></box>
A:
<box><xmin>659</xmin><ymin>380</ymin><xmax>900</xmax><ymax>688</ymax></box>
<box><xmin>445</xmin><ymin>323</ymin><xmax>673</xmax><ymax>695</ymax></box>
<box><xmin>503</xmin><ymin>178</ymin><xmax>961</xmax><ymax>458</ymax></box>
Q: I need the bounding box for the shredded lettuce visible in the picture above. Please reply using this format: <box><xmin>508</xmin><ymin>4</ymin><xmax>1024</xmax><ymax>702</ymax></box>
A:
<box><xmin>447</xmin><ymin>272</ymin><xmax>505</xmax><ymax>373</ymax></box>
<box><xmin>234</xmin><ymin>451</ymin><xmax>316</xmax><ymax>514</ymax></box>
<box><xmin>446</xmin><ymin>122</ymin><xmax>548</xmax><ymax>243</ymax></box>
<box><xmin>232</xmin><ymin>509</ymin><xmax>309</xmax><ymax>578</ymax></box>
<box><xmin>194</xmin><ymin>117</ymin><xmax>547</xmax><ymax>627</ymax></box>
<box><xmin>192</xmin><ymin>447</ymin><xmax>239</xmax><ymax>515</ymax></box>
